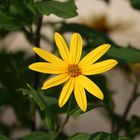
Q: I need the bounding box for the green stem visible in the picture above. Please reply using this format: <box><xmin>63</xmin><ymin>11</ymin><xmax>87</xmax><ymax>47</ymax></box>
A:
<box><xmin>56</xmin><ymin>97</ymin><xmax>72</xmax><ymax>138</ymax></box>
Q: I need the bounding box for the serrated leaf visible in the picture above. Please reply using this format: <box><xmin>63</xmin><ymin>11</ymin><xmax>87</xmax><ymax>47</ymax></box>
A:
<box><xmin>34</xmin><ymin>0</ymin><xmax>78</xmax><ymax>19</ymax></box>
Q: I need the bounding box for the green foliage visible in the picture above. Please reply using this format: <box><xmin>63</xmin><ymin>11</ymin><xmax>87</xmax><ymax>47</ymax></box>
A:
<box><xmin>0</xmin><ymin>0</ymin><xmax>35</xmax><ymax>31</ymax></box>
<box><xmin>129</xmin><ymin>0</ymin><xmax>140</xmax><ymax>10</ymax></box>
<box><xmin>0</xmin><ymin>0</ymin><xmax>139</xmax><ymax>139</ymax></box>
<box><xmin>68</xmin><ymin>132</ymin><xmax>132</xmax><ymax>140</ymax></box>
<box><xmin>34</xmin><ymin>0</ymin><xmax>78</xmax><ymax>19</ymax></box>
<box><xmin>125</xmin><ymin>115</ymin><xmax>140</xmax><ymax>137</ymax></box>
<box><xmin>18</xmin><ymin>84</ymin><xmax>46</xmax><ymax>111</ymax></box>
<box><xmin>69</xmin><ymin>102</ymin><xmax>104</xmax><ymax>116</ymax></box>
<box><xmin>0</xmin><ymin>135</ymin><xmax>10</xmax><ymax>140</ymax></box>
<box><xmin>90</xmin><ymin>75</ymin><xmax>115</xmax><ymax>114</ymax></box>
<box><xmin>19</xmin><ymin>85</ymin><xmax>58</xmax><ymax>131</ymax></box>
<box><xmin>0</xmin><ymin>11</ymin><xmax>19</xmax><ymax>30</ymax></box>
<box><xmin>22</xmin><ymin>131</ymin><xmax>51</xmax><ymax>140</ymax></box>
<box><xmin>0</xmin><ymin>88</ymin><xmax>11</xmax><ymax>106</ymax></box>
<box><xmin>68</xmin><ymin>133</ymin><xmax>90</xmax><ymax>140</ymax></box>
<box><xmin>60</xmin><ymin>23</ymin><xmax>140</xmax><ymax>63</ymax></box>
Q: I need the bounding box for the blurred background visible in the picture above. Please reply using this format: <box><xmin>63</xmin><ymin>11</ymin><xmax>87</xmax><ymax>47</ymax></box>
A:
<box><xmin>0</xmin><ymin>0</ymin><xmax>140</xmax><ymax>139</ymax></box>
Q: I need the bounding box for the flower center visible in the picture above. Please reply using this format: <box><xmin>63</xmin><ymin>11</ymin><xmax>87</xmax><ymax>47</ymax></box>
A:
<box><xmin>68</xmin><ymin>65</ymin><xmax>81</xmax><ymax>77</ymax></box>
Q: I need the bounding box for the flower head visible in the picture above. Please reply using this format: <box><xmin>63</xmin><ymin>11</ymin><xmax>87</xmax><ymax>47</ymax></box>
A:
<box><xmin>29</xmin><ymin>33</ymin><xmax>118</xmax><ymax>112</ymax></box>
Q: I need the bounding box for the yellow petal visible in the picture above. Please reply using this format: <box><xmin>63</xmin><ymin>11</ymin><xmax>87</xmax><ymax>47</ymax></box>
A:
<box><xmin>78</xmin><ymin>75</ymin><xmax>104</xmax><ymax>100</ymax></box>
<box><xmin>69</xmin><ymin>33</ymin><xmax>82</xmax><ymax>64</ymax></box>
<box><xmin>32</xmin><ymin>47</ymin><xmax>67</xmax><ymax>66</ymax></box>
<box><xmin>42</xmin><ymin>74</ymin><xmax>70</xmax><ymax>90</ymax></box>
<box><xmin>29</xmin><ymin>62</ymin><xmax>67</xmax><ymax>74</ymax></box>
<box><xmin>54</xmin><ymin>32</ymin><xmax>70</xmax><ymax>64</ymax></box>
<box><xmin>79</xmin><ymin>44</ymin><xmax>111</xmax><ymax>67</ymax></box>
<box><xmin>74</xmin><ymin>77</ymin><xmax>87</xmax><ymax>112</ymax></box>
<box><xmin>81</xmin><ymin>59</ymin><xmax>118</xmax><ymax>75</ymax></box>
<box><xmin>59</xmin><ymin>78</ymin><xmax>74</xmax><ymax>107</ymax></box>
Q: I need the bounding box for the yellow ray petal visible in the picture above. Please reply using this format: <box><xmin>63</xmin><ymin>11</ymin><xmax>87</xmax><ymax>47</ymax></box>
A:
<box><xmin>29</xmin><ymin>62</ymin><xmax>67</xmax><ymax>74</ymax></box>
<box><xmin>78</xmin><ymin>75</ymin><xmax>104</xmax><ymax>100</ymax></box>
<box><xmin>81</xmin><ymin>59</ymin><xmax>118</xmax><ymax>75</ymax></box>
<box><xmin>79</xmin><ymin>44</ymin><xmax>111</xmax><ymax>67</ymax></box>
<box><xmin>54</xmin><ymin>32</ymin><xmax>70</xmax><ymax>64</ymax></box>
<box><xmin>32</xmin><ymin>47</ymin><xmax>67</xmax><ymax>66</ymax></box>
<box><xmin>59</xmin><ymin>78</ymin><xmax>74</xmax><ymax>107</ymax></box>
<box><xmin>42</xmin><ymin>74</ymin><xmax>70</xmax><ymax>90</ymax></box>
<box><xmin>74</xmin><ymin>77</ymin><xmax>87</xmax><ymax>112</ymax></box>
<box><xmin>69</xmin><ymin>33</ymin><xmax>82</xmax><ymax>64</ymax></box>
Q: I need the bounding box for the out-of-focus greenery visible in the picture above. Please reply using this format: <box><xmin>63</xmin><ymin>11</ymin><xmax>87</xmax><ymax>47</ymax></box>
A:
<box><xmin>0</xmin><ymin>0</ymin><xmax>140</xmax><ymax>139</ymax></box>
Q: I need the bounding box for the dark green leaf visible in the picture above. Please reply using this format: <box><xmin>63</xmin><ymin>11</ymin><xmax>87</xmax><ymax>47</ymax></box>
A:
<box><xmin>22</xmin><ymin>131</ymin><xmax>51</xmax><ymax>140</ymax></box>
<box><xmin>0</xmin><ymin>11</ymin><xmax>19</xmax><ymax>30</ymax></box>
<box><xmin>91</xmin><ymin>132</ymin><xmax>132</xmax><ymax>140</ymax></box>
<box><xmin>68</xmin><ymin>132</ymin><xmax>132</xmax><ymax>140</ymax></box>
<box><xmin>69</xmin><ymin>102</ymin><xmax>104</xmax><ymax>116</ymax></box>
<box><xmin>68</xmin><ymin>133</ymin><xmax>90</xmax><ymax>140</ymax></box>
<box><xmin>34</xmin><ymin>0</ymin><xmax>78</xmax><ymax>19</ymax></box>
<box><xmin>18</xmin><ymin>85</ymin><xmax>58</xmax><ymax>131</ymax></box>
<box><xmin>125</xmin><ymin>115</ymin><xmax>140</xmax><ymax>137</ymax></box>
<box><xmin>60</xmin><ymin>23</ymin><xmax>140</xmax><ymax>63</ymax></box>
<box><xmin>18</xmin><ymin>84</ymin><xmax>46</xmax><ymax>111</ymax></box>
<box><xmin>129</xmin><ymin>0</ymin><xmax>140</xmax><ymax>10</ymax></box>
<box><xmin>0</xmin><ymin>135</ymin><xmax>10</xmax><ymax>140</ymax></box>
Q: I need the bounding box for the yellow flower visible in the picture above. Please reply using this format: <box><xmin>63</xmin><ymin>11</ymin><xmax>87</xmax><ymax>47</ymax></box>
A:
<box><xmin>29</xmin><ymin>33</ymin><xmax>118</xmax><ymax>112</ymax></box>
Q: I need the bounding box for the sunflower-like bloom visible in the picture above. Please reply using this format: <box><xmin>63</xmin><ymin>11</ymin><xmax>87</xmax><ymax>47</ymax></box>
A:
<box><xmin>29</xmin><ymin>33</ymin><xmax>118</xmax><ymax>112</ymax></box>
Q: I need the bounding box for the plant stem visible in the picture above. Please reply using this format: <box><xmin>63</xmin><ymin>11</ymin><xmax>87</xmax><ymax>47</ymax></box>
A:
<box><xmin>34</xmin><ymin>15</ymin><xmax>43</xmax><ymax>89</ymax></box>
<box><xmin>31</xmin><ymin>15</ymin><xmax>43</xmax><ymax>131</ymax></box>
<box><xmin>114</xmin><ymin>76</ymin><xmax>139</xmax><ymax>135</ymax></box>
<box><xmin>57</xmin><ymin>97</ymin><xmax>72</xmax><ymax>138</ymax></box>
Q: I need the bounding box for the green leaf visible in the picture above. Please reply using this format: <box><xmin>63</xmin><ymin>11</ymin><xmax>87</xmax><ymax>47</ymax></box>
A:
<box><xmin>0</xmin><ymin>11</ymin><xmax>19</xmax><ymax>30</ymax></box>
<box><xmin>68</xmin><ymin>133</ymin><xmax>90</xmax><ymax>140</ymax></box>
<box><xmin>125</xmin><ymin>115</ymin><xmax>140</xmax><ymax>137</ymax></box>
<box><xmin>69</xmin><ymin>102</ymin><xmax>104</xmax><ymax>116</ymax></box>
<box><xmin>18</xmin><ymin>84</ymin><xmax>46</xmax><ymax>111</ymax></box>
<box><xmin>68</xmin><ymin>132</ymin><xmax>132</xmax><ymax>140</ymax></box>
<box><xmin>18</xmin><ymin>85</ymin><xmax>58</xmax><ymax>131</ymax></box>
<box><xmin>129</xmin><ymin>0</ymin><xmax>140</xmax><ymax>10</ymax></box>
<box><xmin>107</xmin><ymin>45</ymin><xmax>140</xmax><ymax>64</ymax></box>
<box><xmin>34</xmin><ymin>0</ymin><xmax>78</xmax><ymax>19</ymax></box>
<box><xmin>0</xmin><ymin>135</ymin><xmax>10</xmax><ymax>140</ymax></box>
<box><xmin>22</xmin><ymin>131</ymin><xmax>51</xmax><ymax>140</ymax></box>
<box><xmin>60</xmin><ymin>23</ymin><xmax>140</xmax><ymax>63</ymax></box>
<box><xmin>92</xmin><ymin>75</ymin><xmax>115</xmax><ymax>112</ymax></box>
<box><xmin>91</xmin><ymin>132</ymin><xmax>132</xmax><ymax>140</ymax></box>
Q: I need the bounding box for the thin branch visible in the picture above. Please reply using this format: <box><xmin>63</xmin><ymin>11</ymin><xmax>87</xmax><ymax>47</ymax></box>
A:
<box><xmin>56</xmin><ymin>97</ymin><xmax>72</xmax><ymax>138</ymax></box>
<box><xmin>33</xmin><ymin>15</ymin><xmax>43</xmax><ymax>89</ymax></box>
<box><xmin>31</xmin><ymin>15</ymin><xmax>43</xmax><ymax>131</ymax></box>
<box><xmin>114</xmin><ymin>76</ymin><xmax>139</xmax><ymax>134</ymax></box>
